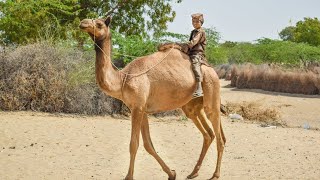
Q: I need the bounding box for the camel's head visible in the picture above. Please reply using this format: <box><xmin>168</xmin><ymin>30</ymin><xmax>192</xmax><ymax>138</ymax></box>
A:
<box><xmin>79</xmin><ymin>16</ymin><xmax>112</xmax><ymax>41</ymax></box>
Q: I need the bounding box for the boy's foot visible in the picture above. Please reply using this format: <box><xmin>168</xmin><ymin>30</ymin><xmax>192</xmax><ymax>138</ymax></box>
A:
<box><xmin>193</xmin><ymin>82</ymin><xmax>203</xmax><ymax>98</ymax></box>
<box><xmin>192</xmin><ymin>90</ymin><xmax>203</xmax><ymax>98</ymax></box>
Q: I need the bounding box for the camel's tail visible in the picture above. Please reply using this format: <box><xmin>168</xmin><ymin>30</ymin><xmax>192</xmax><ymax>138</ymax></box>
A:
<box><xmin>220</xmin><ymin>104</ymin><xmax>227</xmax><ymax>115</ymax></box>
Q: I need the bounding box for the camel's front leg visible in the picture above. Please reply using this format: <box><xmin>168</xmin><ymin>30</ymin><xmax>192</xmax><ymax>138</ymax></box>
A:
<box><xmin>125</xmin><ymin>108</ymin><xmax>144</xmax><ymax>180</ymax></box>
<box><xmin>141</xmin><ymin>113</ymin><xmax>176</xmax><ymax>180</ymax></box>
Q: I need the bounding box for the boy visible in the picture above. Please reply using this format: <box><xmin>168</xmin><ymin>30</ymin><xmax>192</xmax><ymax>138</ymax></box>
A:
<box><xmin>185</xmin><ymin>13</ymin><xmax>207</xmax><ymax>97</ymax></box>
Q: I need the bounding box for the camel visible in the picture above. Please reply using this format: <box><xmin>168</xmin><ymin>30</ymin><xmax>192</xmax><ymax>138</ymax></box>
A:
<box><xmin>79</xmin><ymin>16</ymin><xmax>226</xmax><ymax>180</ymax></box>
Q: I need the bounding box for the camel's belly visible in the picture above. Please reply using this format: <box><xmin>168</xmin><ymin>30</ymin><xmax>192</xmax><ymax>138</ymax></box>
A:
<box><xmin>145</xmin><ymin>79</ymin><xmax>196</xmax><ymax>113</ymax></box>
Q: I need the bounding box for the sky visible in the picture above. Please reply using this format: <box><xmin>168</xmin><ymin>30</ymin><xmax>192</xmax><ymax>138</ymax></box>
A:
<box><xmin>167</xmin><ymin>0</ymin><xmax>320</xmax><ymax>42</ymax></box>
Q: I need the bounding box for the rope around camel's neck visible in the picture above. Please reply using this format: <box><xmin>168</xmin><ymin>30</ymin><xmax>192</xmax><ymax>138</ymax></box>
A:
<box><xmin>92</xmin><ymin>32</ymin><xmax>174</xmax><ymax>77</ymax></box>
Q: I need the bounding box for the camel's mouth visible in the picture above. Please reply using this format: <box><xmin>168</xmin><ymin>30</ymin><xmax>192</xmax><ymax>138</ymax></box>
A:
<box><xmin>79</xmin><ymin>19</ymin><xmax>94</xmax><ymax>30</ymax></box>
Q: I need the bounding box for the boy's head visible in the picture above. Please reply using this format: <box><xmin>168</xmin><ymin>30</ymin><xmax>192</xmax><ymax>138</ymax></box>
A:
<box><xmin>191</xmin><ymin>13</ymin><xmax>204</xmax><ymax>29</ymax></box>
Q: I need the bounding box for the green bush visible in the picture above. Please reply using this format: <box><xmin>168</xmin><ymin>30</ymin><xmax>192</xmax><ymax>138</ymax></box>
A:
<box><xmin>213</xmin><ymin>39</ymin><xmax>320</xmax><ymax>66</ymax></box>
<box><xmin>112</xmin><ymin>31</ymin><xmax>157</xmax><ymax>64</ymax></box>
<box><xmin>254</xmin><ymin>39</ymin><xmax>320</xmax><ymax>65</ymax></box>
<box><xmin>206</xmin><ymin>46</ymin><xmax>228</xmax><ymax>64</ymax></box>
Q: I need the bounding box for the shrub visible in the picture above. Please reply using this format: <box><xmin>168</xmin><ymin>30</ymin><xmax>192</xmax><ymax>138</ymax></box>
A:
<box><xmin>225</xmin><ymin>101</ymin><xmax>282</xmax><ymax>126</ymax></box>
<box><xmin>0</xmin><ymin>43</ymin><xmax>70</xmax><ymax>111</ymax></box>
<box><xmin>214</xmin><ymin>64</ymin><xmax>233</xmax><ymax>79</ymax></box>
<box><xmin>216</xmin><ymin>39</ymin><xmax>320</xmax><ymax>66</ymax></box>
<box><xmin>0</xmin><ymin>42</ymin><xmax>126</xmax><ymax>115</ymax></box>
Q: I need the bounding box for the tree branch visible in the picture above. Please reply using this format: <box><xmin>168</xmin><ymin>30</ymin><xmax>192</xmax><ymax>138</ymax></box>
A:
<box><xmin>105</xmin><ymin>0</ymin><xmax>128</xmax><ymax>17</ymax></box>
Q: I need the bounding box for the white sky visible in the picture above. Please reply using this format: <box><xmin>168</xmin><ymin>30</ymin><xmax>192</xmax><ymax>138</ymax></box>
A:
<box><xmin>167</xmin><ymin>0</ymin><xmax>320</xmax><ymax>42</ymax></box>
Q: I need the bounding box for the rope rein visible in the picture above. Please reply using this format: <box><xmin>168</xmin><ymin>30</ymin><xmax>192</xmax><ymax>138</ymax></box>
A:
<box><xmin>93</xmin><ymin>41</ymin><xmax>174</xmax><ymax>77</ymax></box>
<box><xmin>92</xmin><ymin>19</ymin><xmax>174</xmax><ymax>77</ymax></box>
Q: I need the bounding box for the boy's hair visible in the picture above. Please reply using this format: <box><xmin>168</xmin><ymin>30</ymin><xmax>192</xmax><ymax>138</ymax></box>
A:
<box><xmin>191</xmin><ymin>13</ymin><xmax>204</xmax><ymax>25</ymax></box>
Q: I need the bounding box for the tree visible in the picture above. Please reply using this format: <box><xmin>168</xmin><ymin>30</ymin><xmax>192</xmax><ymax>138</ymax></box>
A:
<box><xmin>279</xmin><ymin>26</ymin><xmax>296</xmax><ymax>41</ymax></box>
<box><xmin>204</xmin><ymin>27</ymin><xmax>220</xmax><ymax>48</ymax></box>
<box><xmin>0</xmin><ymin>0</ymin><xmax>183</xmax><ymax>45</ymax></box>
<box><xmin>279</xmin><ymin>17</ymin><xmax>320</xmax><ymax>46</ymax></box>
<box><xmin>0</xmin><ymin>0</ymin><xmax>77</xmax><ymax>45</ymax></box>
<box><xmin>294</xmin><ymin>17</ymin><xmax>320</xmax><ymax>46</ymax></box>
<box><xmin>204</xmin><ymin>27</ymin><xmax>226</xmax><ymax>64</ymax></box>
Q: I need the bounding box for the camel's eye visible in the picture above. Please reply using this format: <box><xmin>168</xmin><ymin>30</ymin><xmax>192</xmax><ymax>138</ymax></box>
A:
<box><xmin>96</xmin><ymin>23</ymin><xmax>103</xmax><ymax>28</ymax></box>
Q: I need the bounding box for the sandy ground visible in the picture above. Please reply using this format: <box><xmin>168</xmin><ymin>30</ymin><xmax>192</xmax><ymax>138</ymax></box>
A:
<box><xmin>219</xmin><ymin>80</ymin><xmax>320</xmax><ymax>129</ymax></box>
<box><xmin>1</xmin><ymin>80</ymin><xmax>320</xmax><ymax>180</ymax></box>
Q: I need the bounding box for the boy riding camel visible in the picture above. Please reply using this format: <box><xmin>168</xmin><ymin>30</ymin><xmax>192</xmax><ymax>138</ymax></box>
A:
<box><xmin>158</xmin><ymin>13</ymin><xmax>207</xmax><ymax>98</ymax></box>
<box><xmin>186</xmin><ymin>13</ymin><xmax>206</xmax><ymax>97</ymax></box>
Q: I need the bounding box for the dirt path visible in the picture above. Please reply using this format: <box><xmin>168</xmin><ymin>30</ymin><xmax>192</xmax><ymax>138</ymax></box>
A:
<box><xmin>1</xmin><ymin>111</ymin><xmax>320</xmax><ymax>180</ymax></box>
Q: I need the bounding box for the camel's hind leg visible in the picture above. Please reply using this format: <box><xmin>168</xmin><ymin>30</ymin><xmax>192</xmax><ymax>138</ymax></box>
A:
<box><xmin>220</xmin><ymin>122</ymin><xmax>226</xmax><ymax>144</ymax></box>
<box><xmin>182</xmin><ymin>98</ymin><xmax>215</xmax><ymax>179</ymax></box>
<box><xmin>203</xmin><ymin>80</ymin><xmax>225</xmax><ymax>180</ymax></box>
<box><xmin>141</xmin><ymin>113</ymin><xmax>176</xmax><ymax>180</ymax></box>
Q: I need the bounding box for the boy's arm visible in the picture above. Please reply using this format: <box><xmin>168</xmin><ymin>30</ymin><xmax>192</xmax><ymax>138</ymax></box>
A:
<box><xmin>187</xmin><ymin>31</ymin><xmax>203</xmax><ymax>49</ymax></box>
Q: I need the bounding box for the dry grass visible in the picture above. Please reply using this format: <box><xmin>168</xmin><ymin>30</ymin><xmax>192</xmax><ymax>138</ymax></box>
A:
<box><xmin>214</xmin><ymin>64</ymin><xmax>233</xmax><ymax>80</ymax></box>
<box><xmin>230</xmin><ymin>64</ymin><xmax>320</xmax><ymax>95</ymax></box>
<box><xmin>0</xmin><ymin>43</ymin><xmax>68</xmax><ymax>112</ymax></box>
<box><xmin>225</xmin><ymin>100</ymin><xmax>283</xmax><ymax>126</ymax></box>
<box><xmin>0</xmin><ymin>42</ymin><xmax>127</xmax><ymax>115</ymax></box>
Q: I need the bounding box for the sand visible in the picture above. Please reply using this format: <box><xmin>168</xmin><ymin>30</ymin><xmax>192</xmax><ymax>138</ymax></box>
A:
<box><xmin>1</xmin><ymin>80</ymin><xmax>320</xmax><ymax>180</ymax></box>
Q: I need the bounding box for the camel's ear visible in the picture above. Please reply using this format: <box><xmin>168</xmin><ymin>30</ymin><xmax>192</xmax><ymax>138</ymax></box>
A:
<box><xmin>105</xmin><ymin>16</ymin><xmax>112</xmax><ymax>26</ymax></box>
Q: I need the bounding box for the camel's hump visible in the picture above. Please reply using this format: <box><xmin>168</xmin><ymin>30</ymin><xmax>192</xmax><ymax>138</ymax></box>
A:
<box><xmin>157</xmin><ymin>43</ymin><xmax>188</xmax><ymax>54</ymax></box>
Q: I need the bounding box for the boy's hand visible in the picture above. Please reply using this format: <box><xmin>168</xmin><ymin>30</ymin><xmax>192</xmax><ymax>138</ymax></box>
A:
<box><xmin>177</xmin><ymin>43</ymin><xmax>189</xmax><ymax>53</ymax></box>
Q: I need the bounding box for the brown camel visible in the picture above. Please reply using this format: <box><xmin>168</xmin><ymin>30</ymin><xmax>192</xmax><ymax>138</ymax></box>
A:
<box><xmin>79</xmin><ymin>16</ymin><xmax>226</xmax><ymax>180</ymax></box>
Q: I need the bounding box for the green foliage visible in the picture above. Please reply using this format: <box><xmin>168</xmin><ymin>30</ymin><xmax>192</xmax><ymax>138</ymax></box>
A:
<box><xmin>206</xmin><ymin>46</ymin><xmax>228</xmax><ymax>64</ymax></box>
<box><xmin>155</xmin><ymin>32</ymin><xmax>189</xmax><ymax>43</ymax></box>
<box><xmin>0</xmin><ymin>0</ymin><xmax>78</xmax><ymax>45</ymax></box>
<box><xmin>255</xmin><ymin>38</ymin><xmax>320</xmax><ymax>65</ymax></box>
<box><xmin>221</xmin><ymin>42</ymin><xmax>260</xmax><ymax>64</ymax></box>
<box><xmin>204</xmin><ymin>27</ymin><xmax>220</xmax><ymax>48</ymax></box>
<box><xmin>112</xmin><ymin>30</ymin><xmax>157</xmax><ymax>64</ymax></box>
<box><xmin>279</xmin><ymin>17</ymin><xmax>320</xmax><ymax>46</ymax></box>
<box><xmin>201</xmin><ymin>27</ymin><xmax>224</xmax><ymax>64</ymax></box>
<box><xmin>218</xmin><ymin>38</ymin><xmax>320</xmax><ymax>65</ymax></box>
<box><xmin>220</xmin><ymin>41</ymin><xmax>237</xmax><ymax>48</ymax></box>
<box><xmin>294</xmin><ymin>17</ymin><xmax>320</xmax><ymax>46</ymax></box>
<box><xmin>279</xmin><ymin>26</ymin><xmax>296</xmax><ymax>41</ymax></box>
<box><xmin>0</xmin><ymin>0</ymin><xmax>183</xmax><ymax>45</ymax></box>
<box><xmin>75</xmin><ymin>0</ymin><xmax>182</xmax><ymax>38</ymax></box>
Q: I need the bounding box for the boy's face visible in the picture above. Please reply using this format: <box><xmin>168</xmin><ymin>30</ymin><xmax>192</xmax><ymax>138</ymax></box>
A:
<box><xmin>192</xmin><ymin>19</ymin><xmax>202</xmax><ymax>29</ymax></box>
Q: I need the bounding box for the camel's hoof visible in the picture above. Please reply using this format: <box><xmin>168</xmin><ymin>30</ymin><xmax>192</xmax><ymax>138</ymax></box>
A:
<box><xmin>187</xmin><ymin>172</ymin><xmax>199</xmax><ymax>179</ymax></box>
<box><xmin>124</xmin><ymin>175</ymin><xmax>133</xmax><ymax>180</ymax></box>
<box><xmin>168</xmin><ymin>170</ymin><xmax>176</xmax><ymax>180</ymax></box>
<box><xmin>208</xmin><ymin>175</ymin><xmax>219</xmax><ymax>180</ymax></box>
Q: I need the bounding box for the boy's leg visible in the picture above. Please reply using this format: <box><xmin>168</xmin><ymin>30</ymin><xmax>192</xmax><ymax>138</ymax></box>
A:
<box><xmin>190</xmin><ymin>55</ymin><xmax>202</xmax><ymax>82</ymax></box>
<box><xmin>190</xmin><ymin>55</ymin><xmax>203</xmax><ymax>97</ymax></box>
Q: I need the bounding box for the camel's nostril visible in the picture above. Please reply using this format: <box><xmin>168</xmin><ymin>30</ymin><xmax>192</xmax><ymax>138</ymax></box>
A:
<box><xmin>79</xmin><ymin>23</ymin><xmax>89</xmax><ymax>29</ymax></box>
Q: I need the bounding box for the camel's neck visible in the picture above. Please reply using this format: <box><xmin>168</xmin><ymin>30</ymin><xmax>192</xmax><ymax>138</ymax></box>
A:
<box><xmin>95</xmin><ymin>37</ymin><xmax>123</xmax><ymax>100</ymax></box>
